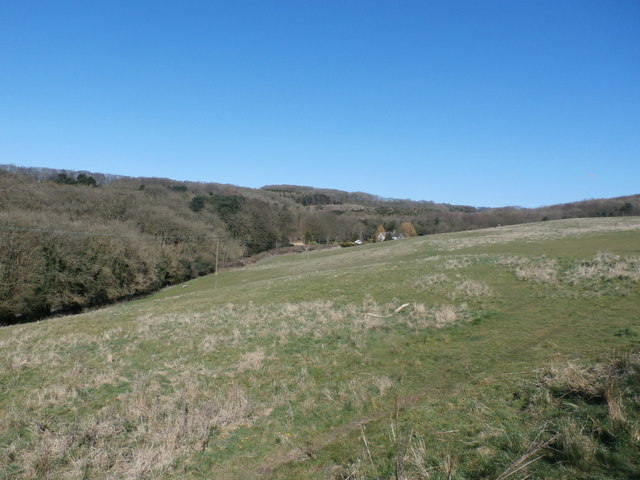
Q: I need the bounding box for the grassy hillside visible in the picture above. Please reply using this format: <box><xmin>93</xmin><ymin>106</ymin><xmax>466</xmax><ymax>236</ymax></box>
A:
<box><xmin>2</xmin><ymin>166</ymin><xmax>639</xmax><ymax>323</ymax></box>
<box><xmin>1</xmin><ymin>217</ymin><xmax>639</xmax><ymax>479</ymax></box>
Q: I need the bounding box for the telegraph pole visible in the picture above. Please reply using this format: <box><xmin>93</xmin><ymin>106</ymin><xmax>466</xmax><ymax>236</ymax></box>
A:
<box><xmin>215</xmin><ymin>241</ymin><xmax>219</xmax><ymax>275</ymax></box>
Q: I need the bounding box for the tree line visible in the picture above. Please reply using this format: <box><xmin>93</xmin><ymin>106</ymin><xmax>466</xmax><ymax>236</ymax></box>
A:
<box><xmin>0</xmin><ymin>166</ymin><xmax>637</xmax><ymax>324</ymax></box>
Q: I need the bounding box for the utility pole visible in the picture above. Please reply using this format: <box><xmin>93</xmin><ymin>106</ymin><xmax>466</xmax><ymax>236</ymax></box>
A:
<box><xmin>215</xmin><ymin>241</ymin><xmax>219</xmax><ymax>275</ymax></box>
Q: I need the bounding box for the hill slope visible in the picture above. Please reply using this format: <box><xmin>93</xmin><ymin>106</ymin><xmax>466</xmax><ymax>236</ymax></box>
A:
<box><xmin>1</xmin><ymin>217</ymin><xmax>639</xmax><ymax>479</ymax></box>
<box><xmin>2</xmin><ymin>165</ymin><xmax>639</xmax><ymax>323</ymax></box>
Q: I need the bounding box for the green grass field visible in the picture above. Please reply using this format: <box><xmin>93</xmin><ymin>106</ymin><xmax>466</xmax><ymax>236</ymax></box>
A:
<box><xmin>1</xmin><ymin>217</ymin><xmax>639</xmax><ymax>479</ymax></box>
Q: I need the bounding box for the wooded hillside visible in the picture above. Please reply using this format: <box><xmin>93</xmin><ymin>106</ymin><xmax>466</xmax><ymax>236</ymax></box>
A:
<box><xmin>1</xmin><ymin>165</ymin><xmax>638</xmax><ymax>323</ymax></box>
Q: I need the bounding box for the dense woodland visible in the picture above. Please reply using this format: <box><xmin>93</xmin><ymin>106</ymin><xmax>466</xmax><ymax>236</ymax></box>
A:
<box><xmin>1</xmin><ymin>164</ymin><xmax>638</xmax><ymax>324</ymax></box>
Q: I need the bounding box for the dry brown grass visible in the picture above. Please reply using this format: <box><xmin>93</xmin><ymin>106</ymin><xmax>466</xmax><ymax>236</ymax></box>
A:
<box><xmin>565</xmin><ymin>252</ymin><xmax>640</xmax><ymax>283</ymax></box>
<box><xmin>539</xmin><ymin>354</ymin><xmax>640</xmax><ymax>428</ymax></box>
<box><xmin>199</xmin><ymin>333</ymin><xmax>219</xmax><ymax>352</ymax></box>
<box><xmin>415</xmin><ymin>273</ymin><xmax>492</xmax><ymax>299</ymax></box>
<box><xmin>433</xmin><ymin>304</ymin><xmax>459</xmax><ymax>327</ymax></box>
<box><xmin>433</xmin><ymin>304</ymin><xmax>468</xmax><ymax>329</ymax></box>
<box><xmin>235</xmin><ymin>346</ymin><xmax>267</xmax><ymax>373</ymax></box>
<box><xmin>413</xmin><ymin>273</ymin><xmax>450</xmax><ymax>289</ymax></box>
<box><xmin>441</xmin><ymin>257</ymin><xmax>472</xmax><ymax>270</ymax></box>
<box><xmin>539</xmin><ymin>361</ymin><xmax>611</xmax><ymax>399</ymax></box>
<box><xmin>454</xmin><ymin>280</ymin><xmax>493</xmax><ymax>297</ymax></box>
<box><xmin>515</xmin><ymin>258</ymin><xmax>559</xmax><ymax>284</ymax></box>
<box><xmin>372</xmin><ymin>376</ymin><xmax>393</xmax><ymax>398</ymax></box>
<box><xmin>426</xmin><ymin>217</ymin><xmax>640</xmax><ymax>251</ymax></box>
<box><xmin>511</xmin><ymin>251</ymin><xmax>640</xmax><ymax>290</ymax></box>
<box><xmin>408</xmin><ymin>303</ymin><xmax>468</xmax><ymax>329</ymax></box>
<box><xmin>403</xmin><ymin>434</ymin><xmax>433</xmax><ymax>479</ymax></box>
<box><xmin>604</xmin><ymin>380</ymin><xmax>626</xmax><ymax>423</ymax></box>
<box><xmin>14</xmin><ymin>378</ymin><xmax>255</xmax><ymax>480</ymax></box>
<box><xmin>395</xmin><ymin>431</ymin><xmax>456</xmax><ymax>480</ymax></box>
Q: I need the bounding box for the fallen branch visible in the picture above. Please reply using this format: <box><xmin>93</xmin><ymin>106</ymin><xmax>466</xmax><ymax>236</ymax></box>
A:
<box><xmin>394</xmin><ymin>303</ymin><xmax>411</xmax><ymax>313</ymax></box>
<box><xmin>364</xmin><ymin>303</ymin><xmax>411</xmax><ymax>320</ymax></box>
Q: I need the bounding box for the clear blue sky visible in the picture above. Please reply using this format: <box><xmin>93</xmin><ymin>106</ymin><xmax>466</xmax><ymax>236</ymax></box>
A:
<box><xmin>2</xmin><ymin>1</ymin><xmax>639</xmax><ymax>207</ymax></box>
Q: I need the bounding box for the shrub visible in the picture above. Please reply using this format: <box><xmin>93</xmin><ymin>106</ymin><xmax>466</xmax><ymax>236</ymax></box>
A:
<box><xmin>189</xmin><ymin>195</ymin><xmax>206</xmax><ymax>212</ymax></box>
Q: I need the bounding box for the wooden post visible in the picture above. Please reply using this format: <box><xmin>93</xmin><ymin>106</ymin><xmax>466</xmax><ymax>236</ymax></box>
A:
<box><xmin>215</xmin><ymin>241</ymin><xmax>219</xmax><ymax>275</ymax></box>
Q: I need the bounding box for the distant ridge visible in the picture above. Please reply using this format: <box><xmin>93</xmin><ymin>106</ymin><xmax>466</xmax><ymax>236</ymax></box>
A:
<box><xmin>0</xmin><ymin>164</ymin><xmax>125</xmax><ymax>186</ymax></box>
<box><xmin>3</xmin><ymin>163</ymin><xmax>638</xmax><ymax>212</ymax></box>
